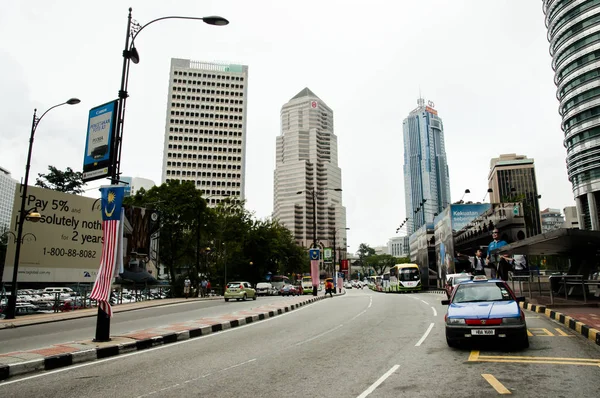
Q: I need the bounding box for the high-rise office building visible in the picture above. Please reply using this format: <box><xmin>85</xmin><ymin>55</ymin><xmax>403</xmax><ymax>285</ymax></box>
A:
<box><xmin>0</xmin><ymin>166</ymin><xmax>17</xmax><ymax>231</ymax></box>
<box><xmin>403</xmin><ymin>98</ymin><xmax>451</xmax><ymax>235</ymax></box>
<box><xmin>273</xmin><ymin>88</ymin><xmax>347</xmax><ymax>251</ymax></box>
<box><xmin>161</xmin><ymin>58</ymin><xmax>248</xmax><ymax>206</ymax></box>
<box><xmin>488</xmin><ymin>153</ymin><xmax>542</xmax><ymax>237</ymax></box>
<box><xmin>543</xmin><ymin>1</ymin><xmax>600</xmax><ymax>230</ymax></box>
<box><xmin>540</xmin><ymin>208</ymin><xmax>564</xmax><ymax>233</ymax></box>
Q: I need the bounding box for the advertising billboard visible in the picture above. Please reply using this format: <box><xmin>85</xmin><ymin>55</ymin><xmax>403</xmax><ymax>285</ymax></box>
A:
<box><xmin>434</xmin><ymin>203</ymin><xmax>491</xmax><ymax>282</ymax></box>
<box><xmin>82</xmin><ymin>100</ymin><xmax>118</xmax><ymax>182</ymax></box>
<box><xmin>3</xmin><ymin>185</ymin><xmax>103</xmax><ymax>283</ymax></box>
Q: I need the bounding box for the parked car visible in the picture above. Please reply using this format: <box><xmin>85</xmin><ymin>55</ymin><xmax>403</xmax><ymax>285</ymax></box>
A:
<box><xmin>442</xmin><ymin>277</ymin><xmax>528</xmax><ymax>349</ymax></box>
<box><xmin>224</xmin><ymin>282</ymin><xmax>257</xmax><ymax>302</ymax></box>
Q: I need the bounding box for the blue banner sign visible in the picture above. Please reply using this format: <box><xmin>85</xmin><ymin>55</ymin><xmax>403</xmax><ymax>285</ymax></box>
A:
<box><xmin>309</xmin><ymin>249</ymin><xmax>320</xmax><ymax>261</ymax></box>
<box><xmin>83</xmin><ymin>100</ymin><xmax>118</xmax><ymax>182</ymax></box>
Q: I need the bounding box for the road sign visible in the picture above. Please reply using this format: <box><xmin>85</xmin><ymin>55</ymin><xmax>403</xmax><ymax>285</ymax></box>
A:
<box><xmin>324</xmin><ymin>247</ymin><xmax>333</xmax><ymax>260</ymax></box>
<box><xmin>513</xmin><ymin>205</ymin><xmax>519</xmax><ymax>216</ymax></box>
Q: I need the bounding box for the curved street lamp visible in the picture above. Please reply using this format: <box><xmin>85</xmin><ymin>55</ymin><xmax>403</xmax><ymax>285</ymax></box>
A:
<box><xmin>4</xmin><ymin>98</ymin><xmax>80</xmax><ymax>320</ymax></box>
<box><xmin>110</xmin><ymin>8</ymin><xmax>228</xmax><ymax>184</ymax></box>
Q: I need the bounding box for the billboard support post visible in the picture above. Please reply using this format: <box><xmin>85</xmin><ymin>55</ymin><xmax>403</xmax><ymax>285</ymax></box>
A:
<box><xmin>4</xmin><ymin>99</ymin><xmax>80</xmax><ymax>320</ymax></box>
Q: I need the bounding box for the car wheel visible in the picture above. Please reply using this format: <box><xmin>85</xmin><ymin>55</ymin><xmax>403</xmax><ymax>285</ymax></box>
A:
<box><xmin>243</xmin><ymin>294</ymin><xmax>247</xmax><ymax>301</ymax></box>
<box><xmin>253</xmin><ymin>295</ymin><xmax>257</xmax><ymax>300</ymax></box>
<box><xmin>225</xmin><ymin>298</ymin><xmax>229</xmax><ymax>302</ymax></box>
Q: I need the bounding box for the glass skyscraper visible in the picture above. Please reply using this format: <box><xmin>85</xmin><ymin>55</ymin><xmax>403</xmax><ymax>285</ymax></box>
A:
<box><xmin>543</xmin><ymin>1</ymin><xmax>600</xmax><ymax>230</ymax></box>
<box><xmin>403</xmin><ymin>98</ymin><xmax>451</xmax><ymax>235</ymax></box>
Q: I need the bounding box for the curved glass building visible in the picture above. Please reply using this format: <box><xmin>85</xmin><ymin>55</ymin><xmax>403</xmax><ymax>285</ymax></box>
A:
<box><xmin>543</xmin><ymin>0</ymin><xmax>600</xmax><ymax>230</ymax></box>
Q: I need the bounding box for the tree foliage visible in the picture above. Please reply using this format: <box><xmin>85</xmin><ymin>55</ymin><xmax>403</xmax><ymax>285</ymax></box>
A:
<box><xmin>365</xmin><ymin>254</ymin><xmax>399</xmax><ymax>276</ymax></box>
<box><xmin>125</xmin><ymin>182</ymin><xmax>309</xmax><ymax>293</ymax></box>
<box><xmin>35</xmin><ymin>166</ymin><xmax>84</xmax><ymax>194</ymax></box>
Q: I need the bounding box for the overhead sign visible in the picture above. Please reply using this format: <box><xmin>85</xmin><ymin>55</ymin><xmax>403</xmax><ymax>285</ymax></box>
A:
<box><xmin>3</xmin><ymin>185</ymin><xmax>103</xmax><ymax>283</ymax></box>
<box><xmin>82</xmin><ymin>100</ymin><xmax>118</xmax><ymax>182</ymax></box>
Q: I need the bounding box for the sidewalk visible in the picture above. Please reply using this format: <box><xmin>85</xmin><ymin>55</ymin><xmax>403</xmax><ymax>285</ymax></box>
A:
<box><xmin>521</xmin><ymin>300</ymin><xmax>600</xmax><ymax>347</ymax></box>
<box><xmin>0</xmin><ymin>296</ymin><xmax>224</xmax><ymax>330</ymax></box>
<box><xmin>0</xmin><ymin>292</ymin><xmax>343</xmax><ymax>381</ymax></box>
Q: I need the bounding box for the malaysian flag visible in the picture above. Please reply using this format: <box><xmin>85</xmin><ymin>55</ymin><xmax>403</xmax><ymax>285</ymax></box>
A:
<box><xmin>90</xmin><ymin>186</ymin><xmax>125</xmax><ymax>317</ymax></box>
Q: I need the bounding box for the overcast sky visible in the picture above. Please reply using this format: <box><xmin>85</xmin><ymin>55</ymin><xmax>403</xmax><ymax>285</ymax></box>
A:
<box><xmin>0</xmin><ymin>1</ymin><xmax>573</xmax><ymax>254</ymax></box>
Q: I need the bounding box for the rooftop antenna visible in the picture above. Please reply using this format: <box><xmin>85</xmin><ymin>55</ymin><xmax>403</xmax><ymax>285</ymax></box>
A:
<box><xmin>417</xmin><ymin>86</ymin><xmax>425</xmax><ymax>107</ymax></box>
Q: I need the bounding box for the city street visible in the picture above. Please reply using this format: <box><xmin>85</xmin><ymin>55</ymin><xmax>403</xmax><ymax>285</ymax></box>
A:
<box><xmin>1</xmin><ymin>288</ymin><xmax>599</xmax><ymax>397</ymax></box>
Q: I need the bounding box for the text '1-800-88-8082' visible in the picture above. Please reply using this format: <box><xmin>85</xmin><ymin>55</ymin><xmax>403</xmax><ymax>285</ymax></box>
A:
<box><xmin>42</xmin><ymin>248</ymin><xmax>97</xmax><ymax>258</ymax></box>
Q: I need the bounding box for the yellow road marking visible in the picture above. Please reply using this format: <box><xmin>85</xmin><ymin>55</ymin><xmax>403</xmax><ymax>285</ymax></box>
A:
<box><xmin>529</xmin><ymin>327</ymin><xmax>554</xmax><ymax>336</ymax></box>
<box><xmin>554</xmin><ymin>328</ymin><xmax>570</xmax><ymax>336</ymax></box>
<box><xmin>469</xmin><ymin>351</ymin><xmax>600</xmax><ymax>367</ymax></box>
<box><xmin>527</xmin><ymin>329</ymin><xmax>533</xmax><ymax>337</ymax></box>
<box><xmin>482</xmin><ymin>374</ymin><xmax>511</xmax><ymax>394</ymax></box>
<box><xmin>468</xmin><ymin>350</ymin><xmax>480</xmax><ymax>361</ymax></box>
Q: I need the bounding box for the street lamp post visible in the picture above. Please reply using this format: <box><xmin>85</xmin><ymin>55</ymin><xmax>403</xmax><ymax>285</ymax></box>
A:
<box><xmin>296</xmin><ymin>188</ymin><xmax>342</xmax><ymax>296</ymax></box>
<box><xmin>4</xmin><ymin>99</ymin><xmax>80</xmax><ymax>320</ymax></box>
<box><xmin>110</xmin><ymin>8</ymin><xmax>229</xmax><ymax>183</ymax></box>
<box><xmin>332</xmin><ymin>227</ymin><xmax>349</xmax><ymax>293</ymax></box>
<box><xmin>93</xmin><ymin>10</ymin><xmax>228</xmax><ymax>341</ymax></box>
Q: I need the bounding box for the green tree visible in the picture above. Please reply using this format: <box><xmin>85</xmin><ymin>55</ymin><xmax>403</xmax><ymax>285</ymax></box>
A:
<box><xmin>35</xmin><ymin>166</ymin><xmax>84</xmax><ymax>194</ymax></box>
<box><xmin>365</xmin><ymin>254</ymin><xmax>399</xmax><ymax>275</ymax></box>
<box><xmin>356</xmin><ymin>243</ymin><xmax>375</xmax><ymax>275</ymax></box>
<box><xmin>124</xmin><ymin>180</ymin><xmax>209</xmax><ymax>285</ymax></box>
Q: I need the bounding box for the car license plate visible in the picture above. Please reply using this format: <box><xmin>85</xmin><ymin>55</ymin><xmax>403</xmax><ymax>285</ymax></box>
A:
<box><xmin>471</xmin><ymin>329</ymin><xmax>495</xmax><ymax>336</ymax></box>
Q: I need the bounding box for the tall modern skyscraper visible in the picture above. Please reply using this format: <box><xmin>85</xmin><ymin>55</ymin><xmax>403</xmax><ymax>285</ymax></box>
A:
<box><xmin>0</xmin><ymin>166</ymin><xmax>17</xmax><ymax>231</ymax></box>
<box><xmin>161</xmin><ymin>58</ymin><xmax>248</xmax><ymax>206</ymax></box>
<box><xmin>273</xmin><ymin>88</ymin><xmax>347</xmax><ymax>251</ymax></box>
<box><xmin>543</xmin><ymin>1</ymin><xmax>600</xmax><ymax>230</ymax></box>
<box><xmin>403</xmin><ymin>98</ymin><xmax>451</xmax><ymax>235</ymax></box>
<box><xmin>488</xmin><ymin>153</ymin><xmax>542</xmax><ymax>237</ymax></box>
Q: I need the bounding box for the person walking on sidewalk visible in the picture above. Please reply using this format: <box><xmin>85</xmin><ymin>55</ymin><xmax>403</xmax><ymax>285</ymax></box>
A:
<box><xmin>201</xmin><ymin>279</ymin><xmax>208</xmax><ymax>298</ymax></box>
<box><xmin>325</xmin><ymin>279</ymin><xmax>334</xmax><ymax>297</ymax></box>
<box><xmin>184</xmin><ymin>277</ymin><xmax>191</xmax><ymax>299</ymax></box>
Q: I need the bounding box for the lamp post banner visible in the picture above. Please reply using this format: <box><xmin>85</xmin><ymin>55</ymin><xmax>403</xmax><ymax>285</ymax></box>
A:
<box><xmin>3</xmin><ymin>185</ymin><xmax>103</xmax><ymax>283</ymax></box>
<box><xmin>310</xmin><ymin>260</ymin><xmax>319</xmax><ymax>286</ymax></box>
<box><xmin>82</xmin><ymin>100</ymin><xmax>118</xmax><ymax>182</ymax></box>
<box><xmin>90</xmin><ymin>186</ymin><xmax>125</xmax><ymax>317</ymax></box>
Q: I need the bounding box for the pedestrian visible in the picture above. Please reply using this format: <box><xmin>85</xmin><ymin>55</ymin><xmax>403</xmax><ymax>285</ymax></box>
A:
<box><xmin>206</xmin><ymin>280</ymin><xmax>212</xmax><ymax>296</ymax></box>
<box><xmin>201</xmin><ymin>279</ymin><xmax>208</xmax><ymax>298</ymax></box>
<box><xmin>472</xmin><ymin>249</ymin><xmax>486</xmax><ymax>276</ymax></box>
<box><xmin>184</xmin><ymin>277</ymin><xmax>191</xmax><ymax>299</ymax></box>
<box><xmin>486</xmin><ymin>229</ymin><xmax>510</xmax><ymax>280</ymax></box>
<box><xmin>325</xmin><ymin>279</ymin><xmax>334</xmax><ymax>297</ymax></box>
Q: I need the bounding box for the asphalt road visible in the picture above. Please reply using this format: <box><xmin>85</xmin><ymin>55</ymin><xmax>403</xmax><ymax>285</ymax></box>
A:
<box><xmin>0</xmin><ymin>295</ymin><xmax>289</xmax><ymax>353</ymax></box>
<box><xmin>1</xmin><ymin>288</ymin><xmax>600</xmax><ymax>397</ymax></box>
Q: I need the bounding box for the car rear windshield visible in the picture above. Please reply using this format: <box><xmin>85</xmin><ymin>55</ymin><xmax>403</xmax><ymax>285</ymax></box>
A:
<box><xmin>453</xmin><ymin>282</ymin><xmax>513</xmax><ymax>303</ymax></box>
<box><xmin>228</xmin><ymin>283</ymin><xmax>242</xmax><ymax>288</ymax></box>
<box><xmin>453</xmin><ymin>277</ymin><xmax>471</xmax><ymax>286</ymax></box>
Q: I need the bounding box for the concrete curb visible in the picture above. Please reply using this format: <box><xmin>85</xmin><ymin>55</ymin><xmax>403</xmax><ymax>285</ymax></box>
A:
<box><xmin>0</xmin><ymin>296</ymin><xmax>325</xmax><ymax>382</ymax></box>
<box><xmin>520</xmin><ymin>301</ymin><xmax>600</xmax><ymax>347</ymax></box>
